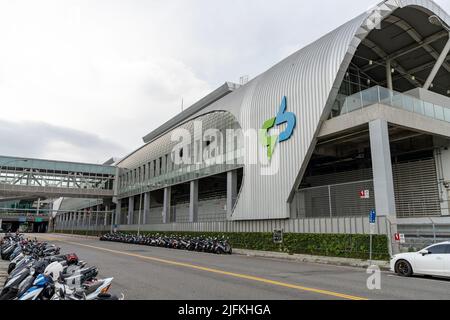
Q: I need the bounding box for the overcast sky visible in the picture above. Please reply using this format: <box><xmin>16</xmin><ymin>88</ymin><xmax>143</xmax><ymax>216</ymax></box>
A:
<box><xmin>0</xmin><ymin>0</ymin><xmax>449</xmax><ymax>164</ymax></box>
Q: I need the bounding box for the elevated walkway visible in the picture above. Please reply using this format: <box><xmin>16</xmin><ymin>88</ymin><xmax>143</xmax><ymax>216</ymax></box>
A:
<box><xmin>0</xmin><ymin>156</ymin><xmax>116</xmax><ymax>199</ymax></box>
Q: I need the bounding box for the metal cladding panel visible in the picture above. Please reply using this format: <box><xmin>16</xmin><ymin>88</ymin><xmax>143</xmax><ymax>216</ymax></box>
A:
<box><xmin>116</xmin><ymin>0</ymin><xmax>449</xmax><ymax>221</ymax></box>
<box><xmin>236</xmin><ymin>20</ymin><xmax>365</xmax><ymax>220</ymax></box>
<box><xmin>227</xmin><ymin>0</ymin><xmax>450</xmax><ymax>221</ymax></box>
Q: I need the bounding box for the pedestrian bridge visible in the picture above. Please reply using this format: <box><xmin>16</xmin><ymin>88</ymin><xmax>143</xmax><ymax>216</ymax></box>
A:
<box><xmin>0</xmin><ymin>156</ymin><xmax>116</xmax><ymax>199</ymax></box>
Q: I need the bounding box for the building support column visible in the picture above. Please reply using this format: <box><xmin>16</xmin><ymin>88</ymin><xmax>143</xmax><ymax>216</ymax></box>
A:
<box><xmin>95</xmin><ymin>205</ymin><xmax>100</xmax><ymax>228</ymax></box>
<box><xmin>128</xmin><ymin>196</ymin><xmax>134</xmax><ymax>225</ymax></box>
<box><xmin>143</xmin><ymin>192</ymin><xmax>150</xmax><ymax>225</ymax></box>
<box><xmin>163</xmin><ymin>187</ymin><xmax>171</xmax><ymax>224</ymax></box>
<box><xmin>227</xmin><ymin>170</ymin><xmax>237</xmax><ymax>218</ymax></box>
<box><xmin>386</xmin><ymin>60</ymin><xmax>393</xmax><ymax>90</ymax></box>
<box><xmin>70</xmin><ymin>212</ymin><xmax>74</xmax><ymax>228</ymax></box>
<box><xmin>434</xmin><ymin>139</ymin><xmax>450</xmax><ymax>216</ymax></box>
<box><xmin>83</xmin><ymin>209</ymin><xmax>88</xmax><ymax>227</ymax></box>
<box><xmin>369</xmin><ymin>119</ymin><xmax>398</xmax><ymax>255</ymax></box>
<box><xmin>115</xmin><ymin>199</ymin><xmax>122</xmax><ymax>226</ymax></box>
<box><xmin>104</xmin><ymin>205</ymin><xmax>109</xmax><ymax>226</ymax></box>
<box><xmin>189</xmin><ymin>180</ymin><xmax>199</xmax><ymax>223</ymax></box>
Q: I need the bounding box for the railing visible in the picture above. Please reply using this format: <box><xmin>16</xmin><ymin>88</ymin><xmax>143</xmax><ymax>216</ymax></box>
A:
<box><xmin>341</xmin><ymin>86</ymin><xmax>450</xmax><ymax>123</ymax></box>
<box><xmin>54</xmin><ymin>215</ymin><xmax>391</xmax><ymax>236</ymax></box>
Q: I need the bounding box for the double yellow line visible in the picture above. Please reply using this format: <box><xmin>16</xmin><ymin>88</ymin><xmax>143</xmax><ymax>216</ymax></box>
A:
<box><xmin>38</xmin><ymin>235</ymin><xmax>368</xmax><ymax>300</ymax></box>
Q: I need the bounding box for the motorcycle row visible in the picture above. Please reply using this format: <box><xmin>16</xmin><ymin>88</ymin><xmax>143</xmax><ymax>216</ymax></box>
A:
<box><xmin>100</xmin><ymin>233</ymin><xmax>233</xmax><ymax>255</ymax></box>
<box><xmin>0</xmin><ymin>233</ymin><xmax>124</xmax><ymax>300</ymax></box>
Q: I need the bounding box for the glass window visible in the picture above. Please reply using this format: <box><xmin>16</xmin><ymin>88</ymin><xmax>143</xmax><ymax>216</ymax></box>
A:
<box><xmin>444</xmin><ymin>107</ymin><xmax>450</xmax><ymax>123</ymax></box>
<box><xmin>165</xmin><ymin>154</ymin><xmax>169</xmax><ymax>173</ymax></box>
<box><xmin>434</xmin><ymin>105</ymin><xmax>445</xmax><ymax>121</ymax></box>
<box><xmin>427</xmin><ymin>244</ymin><xmax>449</xmax><ymax>254</ymax></box>
<box><xmin>424</xmin><ymin>102</ymin><xmax>435</xmax><ymax>118</ymax></box>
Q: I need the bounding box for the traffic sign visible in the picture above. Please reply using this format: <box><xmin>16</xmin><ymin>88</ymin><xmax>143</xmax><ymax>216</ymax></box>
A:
<box><xmin>360</xmin><ymin>190</ymin><xmax>370</xmax><ymax>199</ymax></box>
<box><xmin>369</xmin><ymin>209</ymin><xmax>376</xmax><ymax>224</ymax></box>
<box><xmin>394</xmin><ymin>233</ymin><xmax>406</xmax><ymax>243</ymax></box>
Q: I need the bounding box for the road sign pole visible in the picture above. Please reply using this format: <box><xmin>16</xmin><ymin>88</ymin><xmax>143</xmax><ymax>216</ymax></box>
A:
<box><xmin>369</xmin><ymin>209</ymin><xmax>376</xmax><ymax>265</ymax></box>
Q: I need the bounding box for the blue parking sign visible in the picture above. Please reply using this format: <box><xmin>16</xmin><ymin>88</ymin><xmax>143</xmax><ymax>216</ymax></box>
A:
<box><xmin>369</xmin><ymin>209</ymin><xmax>376</xmax><ymax>224</ymax></box>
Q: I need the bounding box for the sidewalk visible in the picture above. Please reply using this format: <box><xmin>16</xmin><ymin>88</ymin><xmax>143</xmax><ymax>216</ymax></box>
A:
<box><xmin>233</xmin><ymin>249</ymin><xmax>390</xmax><ymax>270</ymax></box>
<box><xmin>50</xmin><ymin>233</ymin><xmax>390</xmax><ymax>270</ymax></box>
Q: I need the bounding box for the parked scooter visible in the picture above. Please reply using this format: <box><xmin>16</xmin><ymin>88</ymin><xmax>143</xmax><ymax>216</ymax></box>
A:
<box><xmin>100</xmin><ymin>232</ymin><xmax>232</xmax><ymax>255</ymax></box>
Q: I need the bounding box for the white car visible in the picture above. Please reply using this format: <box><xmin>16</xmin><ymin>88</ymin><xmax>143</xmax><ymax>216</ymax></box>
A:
<box><xmin>390</xmin><ymin>241</ymin><xmax>450</xmax><ymax>278</ymax></box>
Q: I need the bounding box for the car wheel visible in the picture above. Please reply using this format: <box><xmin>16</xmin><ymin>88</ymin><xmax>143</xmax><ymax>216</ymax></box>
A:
<box><xmin>395</xmin><ymin>259</ymin><xmax>413</xmax><ymax>277</ymax></box>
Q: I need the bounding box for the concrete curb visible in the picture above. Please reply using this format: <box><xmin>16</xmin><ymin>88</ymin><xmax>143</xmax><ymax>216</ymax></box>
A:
<box><xmin>50</xmin><ymin>233</ymin><xmax>100</xmax><ymax>240</ymax></box>
<box><xmin>233</xmin><ymin>249</ymin><xmax>391</xmax><ymax>271</ymax></box>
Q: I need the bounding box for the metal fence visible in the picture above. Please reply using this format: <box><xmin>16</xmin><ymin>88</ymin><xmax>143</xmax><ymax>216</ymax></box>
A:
<box><xmin>292</xmin><ymin>180</ymin><xmax>375</xmax><ymax>218</ymax></box>
<box><xmin>55</xmin><ymin>214</ymin><xmax>390</xmax><ymax>236</ymax></box>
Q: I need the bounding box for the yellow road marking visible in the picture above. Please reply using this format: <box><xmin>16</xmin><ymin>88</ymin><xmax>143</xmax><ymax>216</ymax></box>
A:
<box><xmin>37</xmin><ymin>234</ymin><xmax>368</xmax><ymax>300</ymax></box>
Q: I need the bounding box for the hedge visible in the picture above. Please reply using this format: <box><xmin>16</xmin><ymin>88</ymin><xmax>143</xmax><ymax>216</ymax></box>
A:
<box><xmin>55</xmin><ymin>230</ymin><xmax>389</xmax><ymax>260</ymax></box>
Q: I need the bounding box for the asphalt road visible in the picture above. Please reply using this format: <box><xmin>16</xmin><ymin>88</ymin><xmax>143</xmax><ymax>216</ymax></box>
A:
<box><xmin>14</xmin><ymin>233</ymin><xmax>450</xmax><ymax>300</ymax></box>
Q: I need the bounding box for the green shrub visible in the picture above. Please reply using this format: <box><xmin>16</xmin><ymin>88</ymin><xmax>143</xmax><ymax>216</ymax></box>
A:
<box><xmin>55</xmin><ymin>229</ymin><xmax>389</xmax><ymax>260</ymax></box>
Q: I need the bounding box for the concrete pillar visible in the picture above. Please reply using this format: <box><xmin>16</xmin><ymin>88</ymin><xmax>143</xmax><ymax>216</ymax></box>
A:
<box><xmin>104</xmin><ymin>205</ymin><xmax>109</xmax><ymax>226</ymax></box>
<box><xmin>95</xmin><ymin>205</ymin><xmax>100</xmax><ymax>227</ymax></box>
<box><xmin>115</xmin><ymin>199</ymin><xmax>122</xmax><ymax>225</ymax></box>
<box><xmin>163</xmin><ymin>187</ymin><xmax>171</xmax><ymax>224</ymax></box>
<box><xmin>386</xmin><ymin>60</ymin><xmax>393</xmax><ymax>90</ymax></box>
<box><xmin>128</xmin><ymin>196</ymin><xmax>134</xmax><ymax>225</ymax></box>
<box><xmin>189</xmin><ymin>180</ymin><xmax>199</xmax><ymax>222</ymax></box>
<box><xmin>143</xmin><ymin>192</ymin><xmax>150</xmax><ymax>225</ymax></box>
<box><xmin>227</xmin><ymin>170</ymin><xmax>237</xmax><ymax>218</ymax></box>
<box><xmin>369</xmin><ymin>119</ymin><xmax>398</xmax><ymax>255</ymax></box>
<box><xmin>83</xmin><ymin>209</ymin><xmax>88</xmax><ymax>227</ymax></box>
<box><xmin>434</xmin><ymin>141</ymin><xmax>450</xmax><ymax>216</ymax></box>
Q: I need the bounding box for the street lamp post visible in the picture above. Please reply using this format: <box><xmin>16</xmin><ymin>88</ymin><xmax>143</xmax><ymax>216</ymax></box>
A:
<box><xmin>137</xmin><ymin>186</ymin><xmax>143</xmax><ymax>236</ymax></box>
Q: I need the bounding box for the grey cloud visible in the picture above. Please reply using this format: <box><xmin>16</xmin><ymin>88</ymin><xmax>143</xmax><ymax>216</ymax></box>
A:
<box><xmin>0</xmin><ymin>120</ymin><xmax>126</xmax><ymax>163</ymax></box>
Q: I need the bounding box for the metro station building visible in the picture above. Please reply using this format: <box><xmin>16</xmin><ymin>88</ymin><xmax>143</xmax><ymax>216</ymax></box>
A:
<box><xmin>50</xmin><ymin>0</ymin><xmax>450</xmax><ymax>250</ymax></box>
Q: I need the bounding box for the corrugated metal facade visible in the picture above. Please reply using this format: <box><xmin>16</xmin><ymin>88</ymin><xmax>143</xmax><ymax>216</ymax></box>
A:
<box><xmin>115</xmin><ymin>0</ymin><xmax>450</xmax><ymax>221</ymax></box>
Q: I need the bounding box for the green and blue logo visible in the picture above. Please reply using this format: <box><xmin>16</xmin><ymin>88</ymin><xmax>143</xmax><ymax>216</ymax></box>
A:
<box><xmin>260</xmin><ymin>96</ymin><xmax>296</xmax><ymax>160</ymax></box>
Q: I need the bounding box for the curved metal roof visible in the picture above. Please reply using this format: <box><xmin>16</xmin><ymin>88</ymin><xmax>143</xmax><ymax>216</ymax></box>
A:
<box><xmin>118</xmin><ymin>0</ymin><xmax>450</xmax><ymax>221</ymax></box>
<box><xmin>231</xmin><ymin>0</ymin><xmax>450</xmax><ymax>220</ymax></box>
